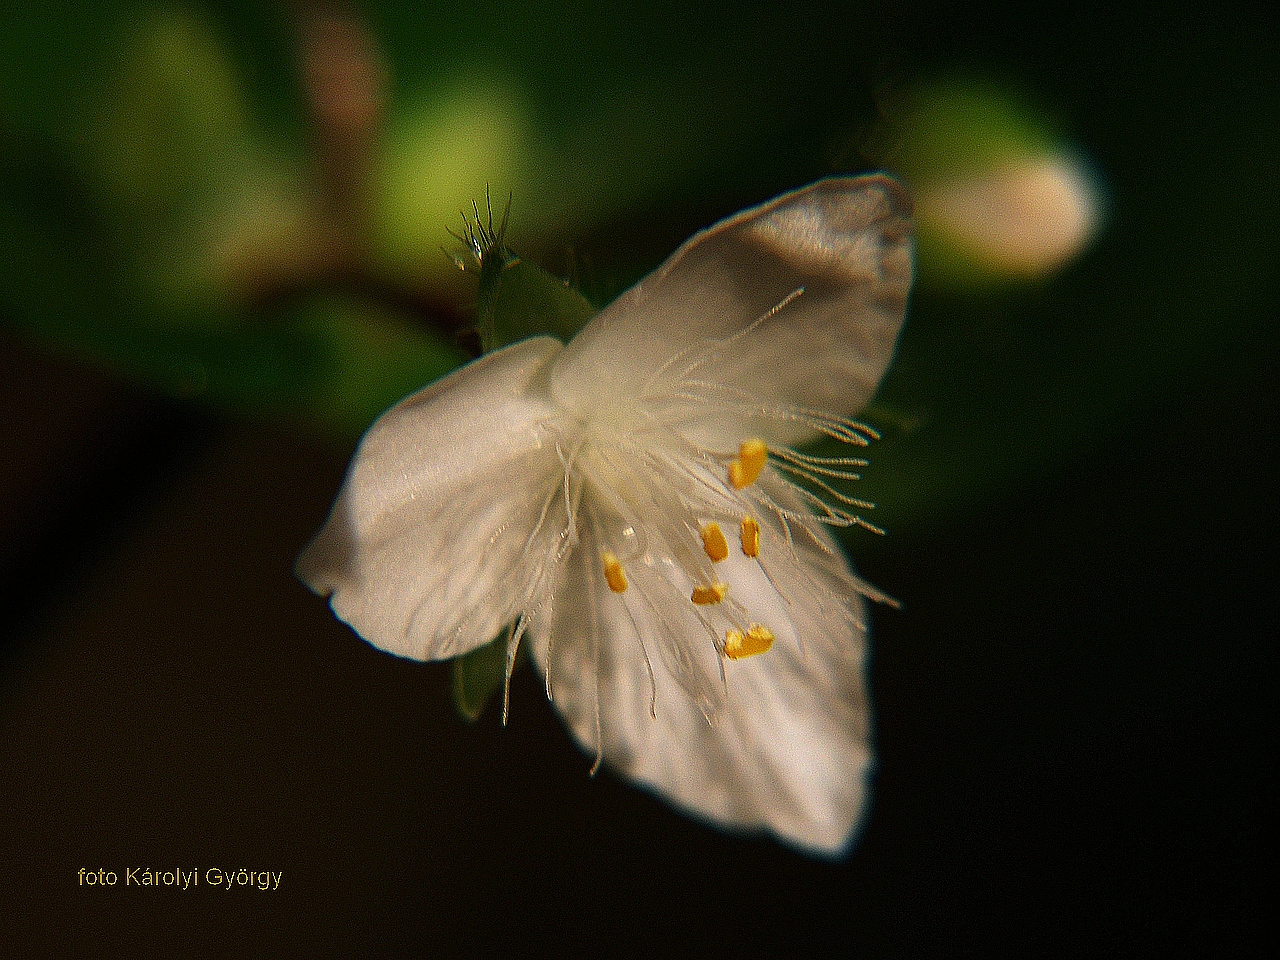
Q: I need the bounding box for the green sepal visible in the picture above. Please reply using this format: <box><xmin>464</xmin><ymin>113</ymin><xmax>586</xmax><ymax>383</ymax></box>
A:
<box><xmin>450</xmin><ymin>632</ymin><xmax>511</xmax><ymax>722</ymax></box>
<box><xmin>468</xmin><ymin>201</ymin><xmax>596</xmax><ymax>351</ymax></box>
<box><xmin>480</xmin><ymin>252</ymin><xmax>597</xmax><ymax>349</ymax></box>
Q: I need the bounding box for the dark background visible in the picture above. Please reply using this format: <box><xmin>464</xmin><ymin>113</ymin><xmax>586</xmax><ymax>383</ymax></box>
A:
<box><xmin>2</xmin><ymin>3</ymin><xmax>1272</xmax><ymax>956</ymax></box>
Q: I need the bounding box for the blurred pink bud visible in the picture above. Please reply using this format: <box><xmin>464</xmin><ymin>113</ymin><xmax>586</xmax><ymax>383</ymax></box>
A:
<box><xmin>916</xmin><ymin>153</ymin><xmax>1103</xmax><ymax>277</ymax></box>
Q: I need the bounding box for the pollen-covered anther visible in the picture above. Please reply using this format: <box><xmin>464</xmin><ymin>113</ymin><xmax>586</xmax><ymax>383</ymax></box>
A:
<box><xmin>739</xmin><ymin>516</ymin><xmax>760</xmax><ymax>558</ymax></box>
<box><xmin>700</xmin><ymin>522</ymin><xmax>729</xmax><ymax>562</ymax></box>
<box><xmin>690</xmin><ymin>582</ymin><xmax>729</xmax><ymax>605</ymax></box>
<box><xmin>727</xmin><ymin>439</ymin><xmax>768</xmax><ymax>489</ymax></box>
<box><xmin>601</xmin><ymin>551</ymin><xmax>628</xmax><ymax>593</ymax></box>
<box><xmin>724</xmin><ymin>623</ymin><xmax>776</xmax><ymax>660</ymax></box>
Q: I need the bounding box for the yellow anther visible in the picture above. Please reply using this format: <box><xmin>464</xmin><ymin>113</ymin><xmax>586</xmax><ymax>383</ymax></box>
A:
<box><xmin>727</xmin><ymin>439</ymin><xmax>768</xmax><ymax>489</ymax></box>
<box><xmin>690</xmin><ymin>582</ymin><xmax>729</xmax><ymax>605</ymax></box>
<box><xmin>700</xmin><ymin>522</ymin><xmax>729</xmax><ymax>563</ymax></box>
<box><xmin>601</xmin><ymin>551</ymin><xmax>628</xmax><ymax>593</ymax></box>
<box><xmin>724</xmin><ymin>623</ymin><xmax>775</xmax><ymax>660</ymax></box>
<box><xmin>739</xmin><ymin>516</ymin><xmax>760</xmax><ymax>558</ymax></box>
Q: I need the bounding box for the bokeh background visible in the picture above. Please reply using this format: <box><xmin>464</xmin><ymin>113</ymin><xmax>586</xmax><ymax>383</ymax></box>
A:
<box><xmin>2</xmin><ymin>2</ymin><xmax>1272</xmax><ymax>956</ymax></box>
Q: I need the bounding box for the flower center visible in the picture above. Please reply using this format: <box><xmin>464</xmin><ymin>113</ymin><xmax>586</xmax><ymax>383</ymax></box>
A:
<box><xmin>581</xmin><ymin>429</ymin><xmax>782</xmax><ymax>664</ymax></box>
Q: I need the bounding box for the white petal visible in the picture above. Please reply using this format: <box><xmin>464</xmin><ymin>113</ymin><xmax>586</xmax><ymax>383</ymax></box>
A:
<box><xmin>549</xmin><ymin>176</ymin><xmax>913</xmax><ymax>450</ymax></box>
<box><xmin>297</xmin><ymin>336</ymin><xmax>566</xmax><ymax>661</ymax></box>
<box><xmin>530</xmin><ymin>518</ymin><xmax>873</xmax><ymax>857</ymax></box>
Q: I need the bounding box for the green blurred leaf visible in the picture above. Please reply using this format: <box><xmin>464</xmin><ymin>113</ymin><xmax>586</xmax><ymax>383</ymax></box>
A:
<box><xmin>879</xmin><ymin>77</ymin><xmax>1059</xmax><ymax>180</ymax></box>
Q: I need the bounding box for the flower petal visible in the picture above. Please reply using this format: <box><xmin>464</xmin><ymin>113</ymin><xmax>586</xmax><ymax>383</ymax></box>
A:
<box><xmin>549</xmin><ymin>175</ymin><xmax>913</xmax><ymax>450</ymax></box>
<box><xmin>297</xmin><ymin>336</ymin><xmax>567</xmax><ymax>661</ymax></box>
<box><xmin>529</xmin><ymin>517</ymin><xmax>873</xmax><ymax>857</ymax></box>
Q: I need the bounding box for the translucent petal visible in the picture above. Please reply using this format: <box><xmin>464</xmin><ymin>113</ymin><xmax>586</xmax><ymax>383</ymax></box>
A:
<box><xmin>549</xmin><ymin>175</ymin><xmax>913</xmax><ymax>451</ymax></box>
<box><xmin>530</xmin><ymin>515</ymin><xmax>873</xmax><ymax>857</ymax></box>
<box><xmin>297</xmin><ymin>336</ymin><xmax>567</xmax><ymax>661</ymax></box>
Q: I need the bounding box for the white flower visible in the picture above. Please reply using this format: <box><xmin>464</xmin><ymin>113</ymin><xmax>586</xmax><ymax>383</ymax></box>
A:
<box><xmin>297</xmin><ymin>176</ymin><xmax>914</xmax><ymax>856</ymax></box>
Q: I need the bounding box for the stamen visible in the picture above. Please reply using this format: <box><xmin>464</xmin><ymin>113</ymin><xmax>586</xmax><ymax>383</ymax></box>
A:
<box><xmin>700</xmin><ymin>522</ymin><xmax>729</xmax><ymax>562</ymax></box>
<box><xmin>602</xmin><ymin>551</ymin><xmax>628</xmax><ymax>593</ymax></box>
<box><xmin>727</xmin><ymin>439</ymin><xmax>768</xmax><ymax>489</ymax></box>
<box><xmin>739</xmin><ymin>516</ymin><xmax>760</xmax><ymax>558</ymax></box>
<box><xmin>724</xmin><ymin>623</ymin><xmax>775</xmax><ymax>660</ymax></box>
<box><xmin>584</xmin><ymin>503</ymin><xmax>657</xmax><ymax>721</ymax></box>
<box><xmin>691</xmin><ymin>582</ymin><xmax>729</xmax><ymax>605</ymax></box>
